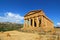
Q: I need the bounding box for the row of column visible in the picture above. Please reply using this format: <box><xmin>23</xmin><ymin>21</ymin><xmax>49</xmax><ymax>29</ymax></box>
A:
<box><xmin>24</xmin><ymin>19</ymin><xmax>31</xmax><ymax>27</ymax></box>
<box><xmin>24</xmin><ymin>16</ymin><xmax>43</xmax><ymax>28</ymax></box>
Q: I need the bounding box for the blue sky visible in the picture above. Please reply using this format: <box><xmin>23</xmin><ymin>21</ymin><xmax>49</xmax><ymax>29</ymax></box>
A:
<box><xmin>0</xmin><ymin>0</ymin><xmax>60</xmax><ymax>26</ymax></box>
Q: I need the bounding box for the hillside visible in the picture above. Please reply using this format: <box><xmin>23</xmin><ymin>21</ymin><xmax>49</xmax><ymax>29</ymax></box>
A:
<box><xmin>0</xmin><ymin>22</ymin><xmax>23</xmax><ymax>32</ymax></box>
<box><xmin>0</xmin><ymin>22</ymin><xmax>60</xmax><ymax>40</ymax></box>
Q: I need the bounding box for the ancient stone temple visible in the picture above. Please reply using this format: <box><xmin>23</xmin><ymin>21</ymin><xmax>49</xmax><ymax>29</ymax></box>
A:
<box><xmin>23</xmin><ymin>10</ymin><xmax>55</xmax><ymax>34</ymax></box>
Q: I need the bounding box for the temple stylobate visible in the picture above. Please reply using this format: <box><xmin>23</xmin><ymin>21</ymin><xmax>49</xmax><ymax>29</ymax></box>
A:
<box><xmin>23</xmin><ymin>10</ymin><xmax>55</xmax><ymax>34</ymax></box>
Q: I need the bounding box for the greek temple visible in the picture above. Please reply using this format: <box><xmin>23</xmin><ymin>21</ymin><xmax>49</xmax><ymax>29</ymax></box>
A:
<box><xmin>23</xmin><ymin>10</ymin><xmax>55</xmax><ymax>34</ymax></box>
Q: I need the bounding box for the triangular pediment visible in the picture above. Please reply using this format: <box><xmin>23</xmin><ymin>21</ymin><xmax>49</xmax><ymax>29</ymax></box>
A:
<box><xmin>24</xmin><ymin>10</ymin><xmax>43</xmax><ymax>17</ymax></box>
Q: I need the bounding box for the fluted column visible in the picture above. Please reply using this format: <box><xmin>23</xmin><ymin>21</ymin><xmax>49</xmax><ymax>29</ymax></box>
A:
<box><xmin>32</xmin><ymin>18</ymin><xmax>34</xmax><ymax>27</ymax></box>
<box><xmin>27</xmin><ymin>19</ymin><xmax>29</xmax><ymax>27</ymax></box>
<box><xmin>29</xmin><ymin>19</ymin><xmax>31</xmax><ymax>27</ymax></box>
<box><xmin>24</xmin><ymin>20</ymin><xmax>27</xmax><ymax>27</ymax></box>
<box><xmin>36</xmin><ymin>17</ymin><xmax>39</xmax><ymax>27</ymax></box>
<box><xmin>24</xmin><ymin>20</ymin><xmax>26</xmax><ymax>27</ymax></box>
<box><xmin>26</xmin><ymin>20</ymin><xmax>28</xmax><ymax>27</ymax></box>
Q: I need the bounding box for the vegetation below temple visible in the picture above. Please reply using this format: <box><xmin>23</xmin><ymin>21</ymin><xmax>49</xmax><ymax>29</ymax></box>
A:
<box><xmin>0</xmin><ymin>22</ymin><xmax>23</xmax><ymax>32</ymax></box>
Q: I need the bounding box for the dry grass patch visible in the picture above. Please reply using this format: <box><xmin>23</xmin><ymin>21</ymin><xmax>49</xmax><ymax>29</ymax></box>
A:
<box><xmin>0</xmin><ymin>30</ymin><xmax>40</xmax><ymax>40</ymax></box>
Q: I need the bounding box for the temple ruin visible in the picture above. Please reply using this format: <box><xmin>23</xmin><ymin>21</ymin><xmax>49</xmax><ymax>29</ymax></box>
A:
<box><xmin>23</xmin><ymin>10</ymin><xmax>55</xmax><ymax>34</ymax></box>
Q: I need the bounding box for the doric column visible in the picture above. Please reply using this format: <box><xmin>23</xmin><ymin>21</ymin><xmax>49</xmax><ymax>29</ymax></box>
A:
<box><xmin>29</xmin><ymin>19</ymin><xmax>31</xmax><ymax>27</ymax></box>
<box><xmin>24</xmin><ymin>20</ymin><xmax>27</xmax><ymax>27</ymax></box>
<box><xmin>24</xmin><ymin>20</ymin><xmax>26</xmax><ymax>27</ymax></box>
<box><xmin>32</xmin><ymin>18</ymin><xmax>34</xmax><ymax>27</ymax></box>
<box><xmin>26</xmin><ymin>20</ymin><xmax>28</xmax><ymax>27</ymax></box>
<box><xmin>27</xmin><ymin>19</ymin><xmax>29</xmax><ymax>27</ymax></box>
<box><xmin>36</xmin><ymin>17</ymin><xmax>39</xmax><ymax>27</ymax></box>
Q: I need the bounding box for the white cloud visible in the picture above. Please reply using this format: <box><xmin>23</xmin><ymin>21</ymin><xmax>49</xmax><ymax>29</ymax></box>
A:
<box><xmin>57</xmin><ymin>23</ymin><xmax>60</xmax><ymax>26</ymax></box>
<box><xmin>0</xmin><ymin>12</ymin><xmax>24</xmax><ymax>23</ymax></box>
<box><xmin>56</xmin><ymin>22</ymin><xmax>60</xmax><ymax>27</ymax></box>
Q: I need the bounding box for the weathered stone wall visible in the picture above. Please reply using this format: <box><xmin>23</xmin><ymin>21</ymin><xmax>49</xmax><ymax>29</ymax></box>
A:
<box><xmin>43</xmin><ymin>16</ymin><xmax>55</xmax><ymax>34</ymax></box>
<box><xmin>43</xmin><ymin>17</ymin><xmax>52</xmax><ymax>29</ymax></box>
